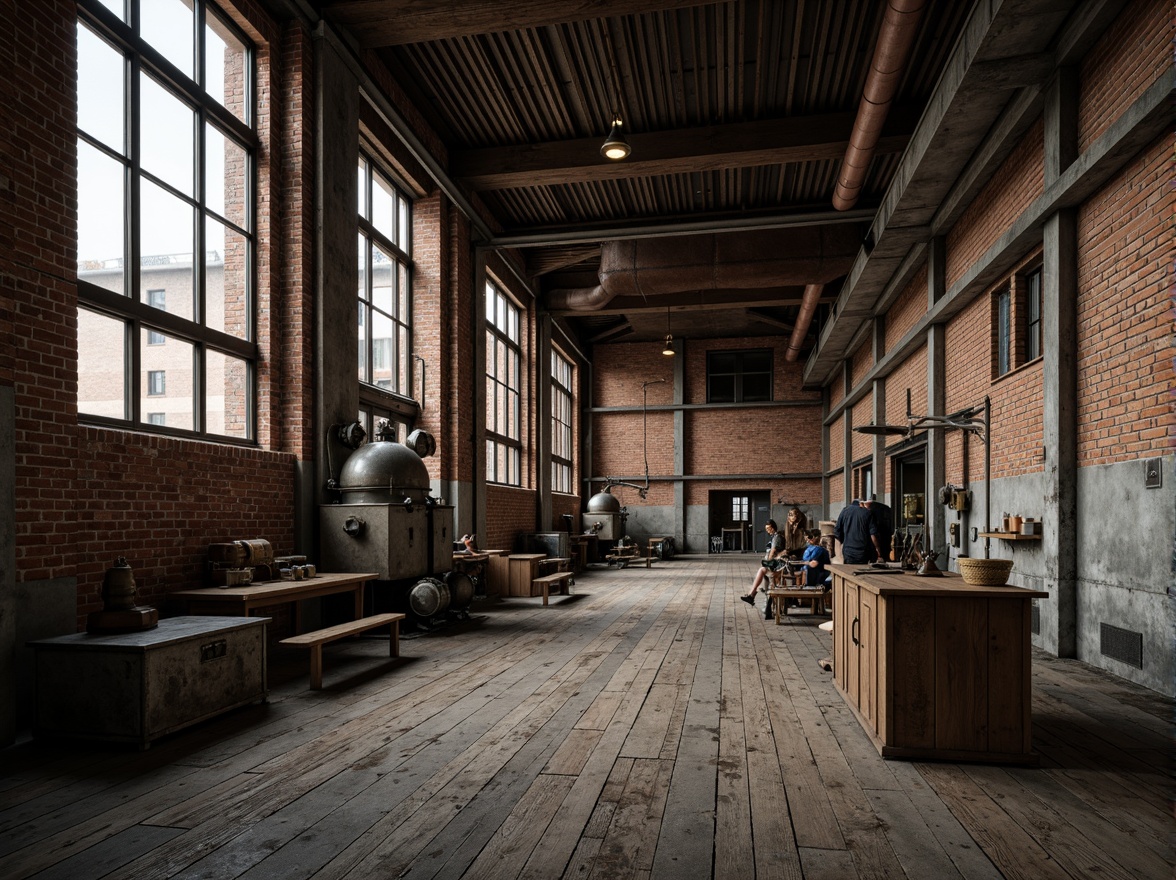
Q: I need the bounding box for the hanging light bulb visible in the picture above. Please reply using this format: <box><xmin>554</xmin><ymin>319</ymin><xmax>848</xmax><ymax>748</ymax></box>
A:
<box><xmin>600</xmin><ymin>115</ymin><xmax>631</xmax><ymax>161</ymax></box>
<box><xmin>661</xmin><ymin>307</ymin><xmax>674</xmax><ymax>355</ymax></box>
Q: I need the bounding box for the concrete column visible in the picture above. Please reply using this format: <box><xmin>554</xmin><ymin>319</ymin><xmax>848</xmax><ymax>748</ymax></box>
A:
<box><xmin>313</xmin><ymin>28</ymin><xmax>359</xmax><ymax>506</ymax></box>
<box><xmin>926</xmin><ymin>323</ymin><xmax>947</xmax><ymax>561</ymax></box>
<box><xmin>536</xmin><ymin>313</ymin><xmax>553</xmax><ymax>531</ymax></box>
<box><xmin>820</xmin><ymin>387</ymin><xmax>830</xmax><ymax>519</ymax></box>
<box><xmin>0</xmin><ymin>385</ymin><xmax>15</xmax><ymax>746</ymax></box>
<box><xmin>1043</xmin><ymin>210</ymin><xmax>1079</xmax><ymax>658</ymax></box>
<box><xmin>473</xmin><ymin>249</ymin><xmax>489</xmax><ymax>548</ymax></box>
<box><xmin>927</xmin><ymin>236</ymin><xmax>946</xmax><ymax>307</ymax></box>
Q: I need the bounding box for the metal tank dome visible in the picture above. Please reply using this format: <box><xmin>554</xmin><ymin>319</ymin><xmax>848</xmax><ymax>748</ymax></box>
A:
<box><xmin>586</xmin><ymin>488</ymin><xmax>622</xmax><ymax>513</ymax></box>
<box><xmin>338</xmin><ymin>439</ymin><xmax>431</xmax><ymax>504</ymax></box>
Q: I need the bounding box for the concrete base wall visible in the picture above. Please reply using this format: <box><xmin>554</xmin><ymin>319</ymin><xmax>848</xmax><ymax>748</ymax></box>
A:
<box><xmin>13</xmin><ymin>577</ymin><xmax>77</xmax><ymax>730</ymax></box>
<box><xmin>950</xmin><ymin>457</ymin><xmax>1173</xmax><ymax>696</ymax></box>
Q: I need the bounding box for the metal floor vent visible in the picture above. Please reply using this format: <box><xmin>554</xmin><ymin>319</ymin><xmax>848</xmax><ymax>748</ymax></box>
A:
<box><xmin>1099</xmin><ymin>622</ymin><xmax>1143</xmax><ymax>669</ymax></box>
<box><xmin>1030</xmin><ymin>603</ymin><xmax>1040</xmax><ymax>635</ymax></box>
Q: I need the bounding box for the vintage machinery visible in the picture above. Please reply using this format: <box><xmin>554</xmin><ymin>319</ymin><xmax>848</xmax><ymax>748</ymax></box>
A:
<box><xmin>320</xmin><ymin>426</ymin><xmax>464</xmax><ymax>625</ymax></box>
<box><xmin>582</xmin><ymin>488</ymin><xmax>627</xmax><ymax>540</ymax></box>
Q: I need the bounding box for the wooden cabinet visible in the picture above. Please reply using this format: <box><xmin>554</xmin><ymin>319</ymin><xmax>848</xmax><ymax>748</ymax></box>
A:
<box><xmin>508</xmin><ymin>553</ymin><xmax>547</xmax><ymax>597</ymax></box>
<box><xmin>29</xmin><ymin>616</ymin><xmax>268</xmax><ymax>748</ymax></box>
<box><xmin>831</xmin><ymin>565</ymin><xmax>1048</xmax><ymax>764</ymax></box>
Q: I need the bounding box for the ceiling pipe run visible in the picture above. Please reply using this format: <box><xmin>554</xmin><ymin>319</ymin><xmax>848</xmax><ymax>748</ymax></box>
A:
<box><xmin>833</xmin><ymin>0</ymin><xmax>927</xmax><ymax>211</ymax></box>
<box><xmin>785</xmin><ymin>283</ymin><xmax>824</xmax><ymax>362</ymax></box>
<box><xmin>546</xmin><ymin>225</ymin><xmax>860</xmax><ymax>311</ymax></box>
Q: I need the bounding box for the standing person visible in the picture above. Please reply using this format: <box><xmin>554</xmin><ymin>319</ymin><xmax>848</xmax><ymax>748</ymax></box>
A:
<box><xmin>863</xmin><ymin>498</ymin><xmax>894</xmax><ymax>561</ymax></box>
<box><xmin>740</xmin><ymin>520</ymin><xmax>786</xmax><ymax>614</ymax></box>
<box><xmin>781</xmin><ymin>507</ymin><xmax>808</xmax><ymax>558</ymax></box>
<box><xmin>801</xmin><ymin>529</ymin><xmax>831</xmax><ymax>586</ymax></box>
<box><xmin>834</xmin><ymin>499</ymin><xmax>876</xmax><ymax>565</ymax></box>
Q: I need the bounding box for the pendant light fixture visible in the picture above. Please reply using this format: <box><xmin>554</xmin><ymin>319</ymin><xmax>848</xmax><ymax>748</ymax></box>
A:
<box><xmin>600</xmin><ymin>114</ymin><xmax>631</xmax><ymax>161</ymax></box>
<box><xmin>661</xmin><ymin>307</ymin><xmax>674</xmax><ymax>356</ymax></box>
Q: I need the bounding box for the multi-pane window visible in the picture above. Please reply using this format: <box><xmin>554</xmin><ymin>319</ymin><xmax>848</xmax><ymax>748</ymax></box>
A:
<box><xmin>996</xmin><ymin>287</ymin><xmax>1012</xmax><ymax>376</ymax></box>
<box><xmin>707</xmin><ymin>349</ymin><xmax>773</xmax><ymax>403</ymax></box>
<box><xmin>76</xmin><ymin>0</ymin><xmax>256</xmax><ymax>440</ymax></box>
<box><xmin>552</xmin><ymin>350</ymin><xmax>574</xmax><ymax>494</ymax></box>
<box><xmin>357</xmin><ymin>153</ymin><xmax>412</xmax><ymax>397</ymax></box>
<box><xmin>486</xmin><ymin>281</ymin><xmax>521</xmax><ymax>485</ymax></box>
<box><xmin>147</xmin><ymin>370</ymin><xmax>166</xmax><ymax>396</ymax></box>
<box><xmin>1025</xmin><ymin>268</ymin><xmax>1042</xmax><ymax>362</ymax></box>
<box><xmin>732</xmin><ymin>496</ymin><xmax>749</xmax><ymax>521</ymax></box>
<box><xmin>147</xmin><ymin>412</ymin><xmax>166</xmax><ymax>426</ymax></box>
<box><xmin>147</xmin><ymin>290</ymin><xmax>166</xmax><ymax>344</ymax></box>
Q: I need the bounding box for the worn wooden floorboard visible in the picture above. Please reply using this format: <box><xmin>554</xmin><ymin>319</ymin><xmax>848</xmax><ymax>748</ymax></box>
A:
<box><xmin>0</xmin><ymin>557</ymin><xmax>1170</xmax><ymax>880</ymax></box>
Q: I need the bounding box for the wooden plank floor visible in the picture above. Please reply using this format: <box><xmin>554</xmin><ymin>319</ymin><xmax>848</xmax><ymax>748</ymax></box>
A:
<box><xmin>0</xmin><ymin>556</ymin><xmax>1171</xmax><ymax>879</ymax></box>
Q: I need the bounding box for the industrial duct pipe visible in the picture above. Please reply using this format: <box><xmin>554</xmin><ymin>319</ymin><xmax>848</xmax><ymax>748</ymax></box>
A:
<box><xmin>546</xmin><ymin>225</ymin><xmax>861</xmax><ymax>311</ymax></box>
<box><xmin>833</xmin><ymin>0</ymin><xmax>926</xmax><ymax>211</ymax></box>
<box><xmin>785</xmin><ymin>283</ymin><xmax>824</xmax><ymax>362</ymax></box>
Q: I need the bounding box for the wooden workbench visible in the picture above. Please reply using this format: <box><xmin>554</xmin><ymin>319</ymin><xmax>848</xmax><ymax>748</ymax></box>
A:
<box><xmin>171</xmin><ymin>571</ymin><xmax>378</xmax><ymax>634</ymax></box>
<box><xmin>830</xmin><ymin>564</ymin><xmax>1049</xmax><ymax>764</ymax></box>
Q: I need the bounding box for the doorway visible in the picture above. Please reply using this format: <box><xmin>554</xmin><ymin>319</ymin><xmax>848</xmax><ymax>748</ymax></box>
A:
<box><xmin>891</xmin><ymin>449</ymin><xmax>926</xmax><ymax>529</ymax></box>
<box><xmin>708</xmin><ymin>489</ymin><xmax>769</xmax><ymax>553</ymax></box>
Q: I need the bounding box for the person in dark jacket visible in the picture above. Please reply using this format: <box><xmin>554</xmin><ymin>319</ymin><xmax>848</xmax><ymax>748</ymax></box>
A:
<box><xmin>834</xmin><ymin>499</ymin><xmax>876</xmax><ymax>565</ymax></box>
<box><xmin>863</xmin><ymin>498</ymin><xmax>893</xmax><ymax>561</ymax></box>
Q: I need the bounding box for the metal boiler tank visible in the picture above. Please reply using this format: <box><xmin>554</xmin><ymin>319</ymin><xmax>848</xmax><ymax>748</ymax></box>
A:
<box><xmin>319</xmin><ymin>435</ymin><xmax>457</xmax><ymax>619</ymax></box>
<box><xmin>582</xmin><ymin>488</ymin><xmax>627</xmax><ymax>540</ymax></box>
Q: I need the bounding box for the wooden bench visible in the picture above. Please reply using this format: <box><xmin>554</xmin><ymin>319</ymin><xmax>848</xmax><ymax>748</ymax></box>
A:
<box><xmin>766</xmin><ymin>588</ymin><xmax>831</xmax><ymax>625</ymax></box>
<box><xmin>532</xmin><ymin>571</ymin><xmax>574</xmax><ymax>605</ymax></box>
<box><xmin>279</xmin><ymin>612</ymin><xmax>405</xmax><ymax>689</ymax></box>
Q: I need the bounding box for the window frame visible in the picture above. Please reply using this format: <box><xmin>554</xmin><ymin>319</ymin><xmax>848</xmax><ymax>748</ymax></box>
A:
<box><xmin>485</xmin><ymin>279</ymin><xmax>522</xmax><ymax>486</ymax></box>
<box><xmin>357</xmin><ymin>149</ymin><xmax>415</xmax><ymax>414</ymax></box>
<box><xmin>706</xmin><ymin>348</ymin><xmax>774</xmax><ymax>403</ymax></box>
<box><xmin>1024</xmin><ymin>267</ymin><xmax>1043</xmax><ymax>363</ymax></box>
<box><xmin>75</xmin><ymin>0</ymin><xmax>259</xmax><ymax>443</ymax></box>
<box><xmin>551</xmin><ymin>348</ymin><xmax>574</xmax><ymax>494</ymax></box>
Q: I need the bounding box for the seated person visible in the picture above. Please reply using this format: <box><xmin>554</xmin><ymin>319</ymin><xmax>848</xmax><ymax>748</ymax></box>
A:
<box><xmin>781</xmin><ymin>506</ymin><xmax>808</xmax><ymax>559</ymax></box>
<box><xmin>801</xmin><ymin>528</ymin><xmax>831</xmax><ymax>587</ymax></box>
<box><xmin>740</xmin><ymin>519</ymin><xmax>785</xmax><ymax>613</ymax></box>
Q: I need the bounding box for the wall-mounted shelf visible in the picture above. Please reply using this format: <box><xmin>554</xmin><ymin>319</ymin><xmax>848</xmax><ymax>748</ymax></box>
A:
<box><xmin>980</xmin><ymin>531</ymin><xmax>1042</xmax><ymax>541</ymax></box>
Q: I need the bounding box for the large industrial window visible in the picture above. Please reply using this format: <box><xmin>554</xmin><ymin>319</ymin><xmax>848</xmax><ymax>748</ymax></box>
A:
<box><xmin>357</xmin><ymin>153</ymin><xmax>412</xmax><ymax>400</ymax></box>
<box><xmin>552</xmin><ymin>350</ymin><xmax>574</xmax><ymax>494</ymax></box>
<box><xmin>707</xmin><ymin>349</ymin><xmax>772</xmax><ymax>403</ymax></box>
<box><xmin>1024</xmin><ymin>268</ymin><xmax>1042</xmax><ymax>362</ymax></box>
<box><xmin>75</xmin><ymin>0</ymin><xmax>257</xmax><ymax>440</ymax></box>
<box><xmin>486</xmin><ymin>281</ymin><xmax>522</xmax><ymax>486</ymax></box>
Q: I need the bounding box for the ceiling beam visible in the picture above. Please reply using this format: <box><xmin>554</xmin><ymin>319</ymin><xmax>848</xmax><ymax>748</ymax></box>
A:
<box><xmin>547</xmin><ymin>288</ymin><xmax>817</xmax><ymax>318</ymax></box>
<box><xmin>322</xmin><ymin>0</ymin><xmax>712</xmax><ymax>47</ymax></box>
<box><xmin>453</xmin><ymin>109</ymin><xmax>919</xmax><ymax>191</ymax></box>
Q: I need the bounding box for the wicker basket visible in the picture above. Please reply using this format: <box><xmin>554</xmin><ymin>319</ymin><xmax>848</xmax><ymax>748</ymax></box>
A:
<box><xmin>956</xmin><ymin>557</ymin><xmax>1014</xmax><ymax>586</ymax></box>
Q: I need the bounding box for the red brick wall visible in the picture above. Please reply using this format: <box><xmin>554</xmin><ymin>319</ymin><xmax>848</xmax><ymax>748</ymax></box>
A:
<box><xmin>849</xmin><ymin>340</ymin><xmax>872</xmax><ymax>387</ymax></box>
<box><xmin>1079</xmin><ymin>0</ymin><xmax>1172</xmax><ymax>150</ymax></box>
<box><xmin>828</xmin><ymin>413</ymin><xmax>845</xmax><ymax>473</ymax></box>
<box><xmin>885</xmin><ymin>266</ymin><xmax>928</xmax><ymax>350</ymax></box>
<box><xmin>828</xmin><ymin>365</ymin><xmax>845</xmax><ymax>408</ymax></box>
<box><xmin>484</xmin><ymin>484</ymin><xmax>536</xmax><ymax>551</ymax></box>
<box><xmin>945</xmin><ymin>119</ymin><xmax>1044</xmax><ymax>290</ymax></box>
<box><xmin>1077</xmin><ymin>134</ymin><xmax>1174</xmax><ymax>466</ymax></box>
<box><xmin>592</xmin><ymin>344</ymin><xmax>675</xmax><ymax>407</ymax></box>
<box><xmin>850</xmin><ymin>396</ymin><xmax>873</xmax><ymax>462</ymax></box>
<box><xmin>412</xmin><ymin>193</ymin><xmax>444</xmax><ymax>479</ymax></box>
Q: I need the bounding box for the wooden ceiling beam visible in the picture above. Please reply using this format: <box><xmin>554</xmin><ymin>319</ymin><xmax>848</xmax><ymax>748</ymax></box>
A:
<box><xmin>322</xmin><ymin>0</ymin><xmax>712</xmax><ymax>47</ymax></box>
<box><xmin>452</xmin><ymin>108</ymin><xmax>918</xmax><ymax>190</ymax></box>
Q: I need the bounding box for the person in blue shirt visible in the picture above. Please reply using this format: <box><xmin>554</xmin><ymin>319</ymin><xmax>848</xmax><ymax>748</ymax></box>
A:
<box><xmin>801</xmin><ymin>529</ymin><xmax>831</xmax><ymax>586</ymax></box>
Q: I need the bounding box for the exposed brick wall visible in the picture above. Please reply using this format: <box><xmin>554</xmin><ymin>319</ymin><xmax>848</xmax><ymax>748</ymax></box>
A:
<box><xmin>850</xmin><ymin>396</ymin><xmax>873</xmax><ymax>462</ymax></box>
<box><xmin>829</xmin><ymin>365</ymin><xmax>844</xmax><ymax>407</ymax></box>
<box><xmin>551</xmin><ymin>493</ymin><xmax>580</xmax><ymax>530</ymax></box>
<box><xmin>412</xmin><ymin>193</ymin><xmax>444</xmax><ymax>479</ymax></box>
<box><xmin>828</xmin><ymin>471</ymin><xmax>844</xmax><ymax>505</ymax></box>
<box><xmin>277</xmin><ymin>20</ymin><xmax>314</xmax><ymax>459</ymax></box>
<box><xmin>849</xmin><ymin>340</ymin><xmax>872</xmax><ymax>387</ymax></box>
<box><xmin>945</xmin><ymin>118</ymin><xmax>1044</xmax><ymax>290</ymax></box>
<box><xmin>591</xmin><ymin>344</ymin><xmax>675</xmax><ymax>407</ymax></box>
<box><xmin>484</xmin><ymin>483</ymin><xmax>536</xmax><ymax>551</ymax></box>
<box><xmin>828</xmin><ymin>413</ymin><xmax>845</xmax><ymax>473</ymax></box>
<box><xmin>885</xmin><ymin>266</ymin><xmax>928</xmax><ymax>350</ymax></box>
<box><xmin>71</xmin><ymin>428</ymin><xmax>296</xmax><ymax>629</ymax></box>
<box><xmin>1076</xmin><ymin>134</ymin><xmax>1174</xmax><ymax>466</ymax></box>
<box><xmin>593</xmin><ymin>411</ymin><xmax>675</xmax><ymax>507</ymax></box>
<box><xmin>884</xmin><ymin>348</ymin><xmax>927</xmax><ymax>427</ymax></box>
<box><xmin>1079</xmin><ymin>0</ymin><xmax>1172</xmax><ymax>150</ymax></box>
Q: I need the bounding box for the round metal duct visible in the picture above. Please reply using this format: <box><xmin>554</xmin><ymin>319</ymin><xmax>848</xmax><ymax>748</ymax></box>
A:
<box><xmin>408</xmin><ymin>577</ymin><xmax>450</xmax><ymax>618</ymax></box>
<box><xmin>586</xmin><ymin>490</ymin><xmax>621</xmax><ymax>513</ymax></box>
<box><xmin>338</xmin><ymin>439</ymin><xmax>431</xmax><ymax>504</ymax></box>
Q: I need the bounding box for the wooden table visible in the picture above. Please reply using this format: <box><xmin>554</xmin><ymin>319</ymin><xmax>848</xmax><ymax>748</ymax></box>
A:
<box><xmin>830</xmin><ymin>564</ymin><xmax>1048</xmax><ymax>764</ymax></box>
<box><xmin>171</xmin><ymin>571</ymin><xmax>378</xmax><ymax>634</ymax></box>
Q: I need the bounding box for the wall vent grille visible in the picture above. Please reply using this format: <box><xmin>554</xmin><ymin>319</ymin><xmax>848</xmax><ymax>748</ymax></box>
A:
<box><xmin>1030</xmin><ymin>603</ymin><xmax>1040</xmax><ymax>635</ymax></box>
<box><xmin>1099</xmin><ymin>622</ymin><xmax>1143</xmax><ymax>669</ymax></box>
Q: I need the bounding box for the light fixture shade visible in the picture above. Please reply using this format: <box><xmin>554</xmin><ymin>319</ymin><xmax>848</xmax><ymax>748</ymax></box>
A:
<box><xmin>662</xmin><ymin>334</ymin><xmax>675</xmax><ymax>356</ymax></box>
<box><xmin>600</xmin><ymin>117</ymin><xmax>631</xmax><ymax>160</ymax></box>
